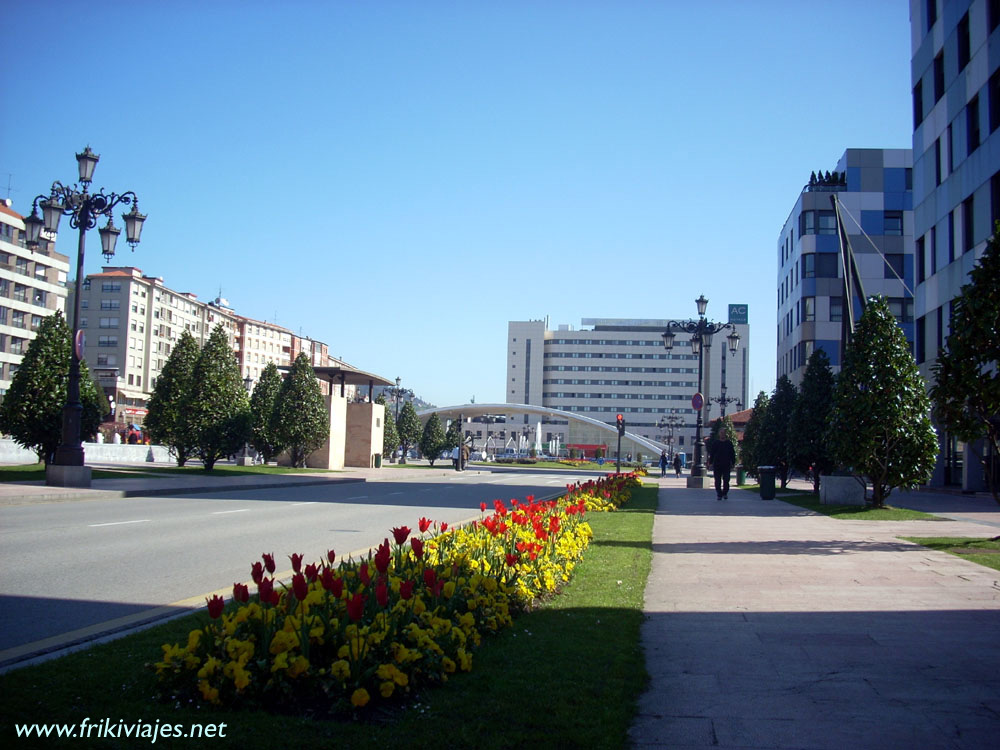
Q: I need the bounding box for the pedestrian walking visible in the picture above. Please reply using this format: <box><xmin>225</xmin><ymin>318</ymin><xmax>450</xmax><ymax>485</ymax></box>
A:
<box><xmin>673</xmin><ymin>453</ymin><xmax>682</xmax><ymax>477</ymax></box>
<box><xmin>659</xmin><ymin>449</ymin><xmax>668</xmax><ymax>477</ymax></box>
<box><xmin>709</xmin><ymin>434</ymin><xmax>736</xmax><ymax>500</ymax></box>
<box><xmin>451</xmin><ymin>445</ymin><xmax>460</xmax><ymax>471</ymax></box>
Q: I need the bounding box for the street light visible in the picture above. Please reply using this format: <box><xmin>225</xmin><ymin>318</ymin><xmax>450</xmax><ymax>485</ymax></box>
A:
<box><xmin>661</xmin><ymin>295</ymin><xmax>740</xmax><ymax>486</ymax></box>
<box><xmin>25</xmin><ymin>148</ymin><xmax>146</xmax><ymax>486</ymax></box>
<box><xmin>657</xmin><ymin>414</ymin><xmax>682</xmax><ymax>458</ymax></box>
<box><xmin>386</xmin><ymin>376</ymin><xmax>414</xmax><ymax>423</ymax></box>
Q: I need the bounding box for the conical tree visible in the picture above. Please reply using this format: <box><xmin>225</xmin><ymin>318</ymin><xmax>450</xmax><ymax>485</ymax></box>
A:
<box><xmin>249</xmin><ymin>362</ymin><xmax>284</xmax><ymax>464</ymax></box>
<box><xmin>0</xmin><ymin>311</ymin><xmax>104</xmax><ymax>463</ymax></box>
<box><xmin>931</xmin><ymin>231</ymin><xmax>1000</xmax><ymax>503</ymax></box>
<box><xmin>443</xmin><ymin>418</ymin><xmax>462</xmax><ymax>452</ymax></box>
<box><xmin>419</xmin><ymin>412</ymin><xmax>446</xmax><ymax>466</ymax></box>
<box><xmin>376</xmin><ymin>394</ymin><xmax>399</xmax><ymax>462</ymax></box>
<box><xmin>739</xmin><ymin>391</ymin><xmax>770</xmax><ymax>479</ymax></box>
<box><xmin>187</xmin><ymin>324</ymin><xmax>250</xmax><ymax>470</ymax></box>
<box><xmin>760</xmin><ymin>375</ymin><xmax>798</xmax><ymax>488</ymax></box>
<box><xmin>830</xmin><ymin>296</ymin><xmax>938</xmax><ymax>507</ymax></box>
<box><xmin>788</xmin><ymin>349</ymin><xmax>836</xmax><ymax>493</ymax></box>
<box><xmin>396</xmin><ymin>400</ymin><xmax>421</xmax><ymax>464</ymax></box>
<box><xmin>145</xmin><ymin>330</ymin><xmax>200</xmax><ymax>466</ymax></box>
<box><xmin>271</xmin><ymin>352</ymin><xmax>329</xmax><ymax>467</ymax></box>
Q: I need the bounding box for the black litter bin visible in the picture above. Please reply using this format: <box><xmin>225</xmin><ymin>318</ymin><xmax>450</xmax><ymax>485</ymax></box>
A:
<box><xmin>758</xmin><ymin>466</ymin><xmax>776</xmax><ymax>499</ymax></box>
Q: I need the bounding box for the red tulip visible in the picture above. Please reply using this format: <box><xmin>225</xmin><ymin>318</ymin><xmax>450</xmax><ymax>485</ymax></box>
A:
<box><xmin>399</xmin><ymin>580</ymin><xmax>415</xmax><ymax>600</ymax></box>
<box><xmin>258</xmin><ymin>577</ymin><xmax>275</xmax><ymax>604</ymax></box>
<box><xmin>320</xmin><ymin>566</ymin><xmax>336</xmax><ymax>592</ymax></box>
<box><xmin>327</xmin><ymin>549</ymin><xmax>336</xmax><ymax>564</ymax></box>
<box><xmin>525</xmin><ymin>494</ymin><xmax>535</xmax><ymax>503</ymax></box>
<box><xmin>423</xmin><ymin>568</ymin><xmax>437</xmax><ymax>588</ymax></box>
<box><xmin>250</xmin><ymin>561</ymin><xmax>264</xmax><ymax>584</ymax></box>
<box><xmin>262</xmin><ymin>553</ymin><xmax>276</xmax><ymax>574</ymax></box>
<box><xmin>439</xmin><ymin>522</ymin><xmax>449</xmax><ymax>532</ymax></box>
<box><xmin>233</xmin><ymin>582</ymin><xmax>250</xmax><ymax>603</ymax></box>
<box><xmin>418</xmin><ymin>517</ymin><xmax>432</xmax><ymax>533</ymax></box>
<box><xmin>505</xmin><ymin>553</ymin><xmax>519</xmax><ymax>567</ymax></box>
<box><xmin>391</xmin><ymin>526</ymin><xmax>411</xmax><ymax>546</ymax></box>
<box><xmin>304</xmin><ymin>562</ymin><xmax>319</xmax><ymax>582</ymax></box>
<box><xmin>292</xmin><ymin>573</ymin><xmax>308</xmax><ymax>601</ymax></box>
<box><xmin>347</xmin><ymin>592</ymin><xmax>366</xmax><ymax>621</ymax></box>
<box><xmin>206</xmin><ymin>594</ymin><xmax>225</xmax><ymax>619</ymax></box>
<box><xmin>410</xmin><ymin>537</ymin><xmax>424</xmax><ymax>559</ymax></box>
<box><xmin>374</xmin><ymin>540</ymin><xmax>391</xmax><ymax>574</ymax></box>
<box><xmin>375</xmin><ymin>577</ymin><xmax>389</xmax><ymax>608</ymax></box>
<box><xmin>480</xmin><ymin>501</ymin><xmax>487</xmax><ymax>512</ymax></box>
<box><xmin>289</xmin><ymin>553</ymin><xmax>303</xmax><ymax>573</ymax></box>
<box><xmin>359</xmin><ymin>562</ymin><xmax>371</xmax><ymax>586</ymax></box>
<box><xmin>331</xmin><ymin>575</ymin><xmax>344</xmax><ymax>599</ymax></box>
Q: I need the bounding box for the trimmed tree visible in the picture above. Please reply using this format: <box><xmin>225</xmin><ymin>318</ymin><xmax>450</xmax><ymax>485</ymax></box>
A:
<box><xmin>761</xmin><ymin>375</ymin><xmax>798</xmax><ymax>488</ymax></box>
<box><xmin>930</xmin><ymin>233</ymin><xmax>1000</xmax><ymax>503</ymax></box>
<box><xmin>249</xmin><ymin>362</ymin><xmax>284</xmax><ymax>464</ymax></box>
<box><xmin>788</xmin><ymin>349</ymin><xmax>836</xmax><ymax>493</ymax></box>
<box><xmin>0</xmin><ymin>311</ymin><xmax>103</xmax><ymax>464</ymax></box>
<box><xmin>187</xmin><ymin>324</ymin><xmax>250</xmax><ymax>470</ymax></box>
<box><xmin>396</xmin><ymin>401</ymin><xmax>422</xmax><ymax>465</ymax></box>
<box><xmin>144</xmin><ymin>330</ymin><xmax>200</xmax><ymax>466</ymax></box>
<box><xmin>272</xmin><ymin>352</ymin><xmax>329</xmax><ymax>467</ymax></box>
<box><xmin>377</xmin><ymin>395</ymin><xmax>399</xmax><ymax>463</ymax></box>
<box><xmin>419</xmin><ymin>413</ymin><xmax>446</xmax><ymax>466</ymax></box>
<box><xmin>829</xmin><ymin>296</ymin><xmax>938</xmax><ymax>507</ymax></box>
<box><xmin>443</xmin><ymin>418</ymin><xmax>462</xmax><ymax>452</ymax></box>
<box><xmin>739</xmin><ymin>391</ymin><xmax>770</xmax><ymax>479</ymax></box>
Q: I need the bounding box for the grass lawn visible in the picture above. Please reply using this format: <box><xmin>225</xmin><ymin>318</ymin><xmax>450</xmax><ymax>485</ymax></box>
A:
<box><xmin>0</xmin><ymin>485</ymin><xmax>658</xmax><ymax>749</ymax></box>
<box><xmin>902</xmin><ymin>536</ymin><xmax>1000</xmax><ymax>572</ymax></box>
<box><xmin>0</xmin><ymin>463</ymin><xmax>335</xmax><ymax>483</ymax></box>
<box><xmin>740</xmin><ymin>484</ymin><xmax>942</xmax><ymax>521</ymax></box>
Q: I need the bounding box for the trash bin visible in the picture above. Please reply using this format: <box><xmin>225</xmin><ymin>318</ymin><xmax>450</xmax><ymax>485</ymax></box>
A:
<box><xmin>374</xmin><ymin>453</ymin><xmax>382</xmax><ymax>468</ymax></box>
<box><xmin>759</xmin><ymin>466</ymin><xmax>776</xmax><ymax>499</ymax></box>
<box><xmin>737</xmin><ymin>465</ymin><xmax>746</xmax><ymax>486</ymax></box>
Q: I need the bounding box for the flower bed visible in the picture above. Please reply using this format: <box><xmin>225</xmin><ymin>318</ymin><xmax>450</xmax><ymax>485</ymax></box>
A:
<box><xmin>154</xmin><ymin>473</ymin><xmax>641</xmax><ymax>714</ymax></box>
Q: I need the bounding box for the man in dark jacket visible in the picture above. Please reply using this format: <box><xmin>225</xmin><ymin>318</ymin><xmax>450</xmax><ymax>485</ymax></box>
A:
<box><xmin>709</xmin><ymin>435</ymin><xmax>736</xmax><ymax>500</ymax></box>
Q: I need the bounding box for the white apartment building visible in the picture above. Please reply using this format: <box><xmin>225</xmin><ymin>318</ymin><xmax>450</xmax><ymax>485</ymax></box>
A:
<box><xmin>507</xmin><ymin>313</ymin><xmax>749</xmax><ymax>457</ymax></box>
<box><xmin>0</xmin><ymin>199</ymin><xmax>69</xmax><ymax>400</ymax></box>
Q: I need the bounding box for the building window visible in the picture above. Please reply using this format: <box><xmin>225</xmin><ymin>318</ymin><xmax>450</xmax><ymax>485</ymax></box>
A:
<box><xmin>799</xmin><ymin>210</ymin><xmax>815</xmax><ymax>235</ymax></box>
<box><xmin>12</xmin><ymin>284</ymin><xmax>27</xmax><ymax>303</ymax></box>
<box><xmin>958</xmin><ymin>13</ymin><xmax>970</xmax><ymax>73</ymax></box>
<box><xmin>101</xmin><ymin>281</ymin><xmax>122</xmax><ymax>293</ymax></box>
<box><xmin>10</xmin><ymin>337</ymin><xmax>24</xmax><ymax>355</ymax></box>
<box><xmin>991</xmin><ymin>0</ymin><xmax>1000</xmax><ymax>33</ymax></box>
<box><xmin>916</xmin><ymin>315</ymin><xmax>926</xmax><ymax>364</ymax></box>
<box><xmin>917</xmin><ymin>236</ymin><xmax>926</xmax><ymax>284</ymax></box>
<box><xmin>933</xmin><ymin>51</ymin><xmax>945</xmax><ymax>103</ymax></box>
<box><xmin>884</xmin><ymin>253</ymin><xmax>905</xmax><ymax>280</ymax></box>
<box><xmin>926</xmin><ymin>0</ymin><xmax>937</xmax><ymax>31</ymax></box>
<box><xmin>930</xmin><ymin>225</ymin><xmax>938</xmax><ymax>272</ymax></box>
<box><xmin>963</xmin><ymin>196</ymin><xmax>975</xmax><ymax>252</ymax></box>
<box><xmin>830</xmin><ymin>297</ymin><xmax>843</xmax><ymax>323</ymax></box>
<box><xmin>948</xmin><ymin>122</ymin><xmax>955</xmax><ymax>172</ymax></box>
<box><xmin>948</xmin><ymin>210</ymin><xmax>956</xmax><ymax>263</ymax></box>
<box><xmin>815</xmin><ymin>254</ymin><xmax>838</xmax><ymax>278</ymax></box>
<box><xmin>913</xmin><ymin>79</ymin><xmax>924</xmax><ymax>128</ymax></box>
<box><xmin>12</xmin><ymin>311</ymin><xmax>25</xmax><ymax>329</ymax></box>
<box><xmin>817</xmin><ymin>210</ymin><xmax>837</xmax><ymax>234</ymax></box>
<box><xmin>992</xmin><ymin>171</ymin><xmax>1000</xmax><ymax>229</ymax></box>
<box><xmin>884</xmin><ymin>211</ymin><xmax>903</xmax><ymax>236</ymax></box>
<box><xmin>99</xmin><ymin>317</ymin><xmax>119</xmax><ymax>328</ymax></box>
<box><xmin>802</xmin><ymin>297</ymin><xmax>815</xmax><ymax>322</ymax></box>
<box><xmin>991</xmin><ymin>69</ymin><xmax>1000</xmax><ymax>133</ymax></box>
<box><xmin>888</xmin><ymin>297</ymin><xmax>914</xmax><ymax>323</ymax></box>
<box><xmin>967</xmin><ymin>94</ymin><xmax>981</xmax><ymax>154</ymax></box>
<box><xmin>98</xmin><ymin>335</ymin><xmax>118</xmax><ymax>347</ymax></box>
<box><xmin>934</xmin><ymin>138</ymin><xmax>942</xmax><ymax>186</ymax></box>
<box><xmin>100</xmin><ymin>299</ymin><xmax>121</xmax><ymax>310</ymax></box>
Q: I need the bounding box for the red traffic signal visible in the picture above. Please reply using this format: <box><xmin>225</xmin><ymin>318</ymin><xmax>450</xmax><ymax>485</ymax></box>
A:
<box><xmin>616</xmin><ymin>413</ymin><xmax>625</xmax><ymax>436</ymax></box>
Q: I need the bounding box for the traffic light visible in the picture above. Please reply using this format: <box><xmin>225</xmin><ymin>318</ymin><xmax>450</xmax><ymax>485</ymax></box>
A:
<box><xmin>616</xmin><ymin>413</ymin><xmax>625</xmax><ymax>436</ymax></box>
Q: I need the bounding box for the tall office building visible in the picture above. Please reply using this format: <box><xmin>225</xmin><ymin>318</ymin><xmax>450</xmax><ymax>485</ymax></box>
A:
<box><xmin>507</xmin><ymin>313</ymin><xmax>749</xmax><ymax>455</ymax></box>
<box><xmin>910</xmin><ymin>0</ymin><xmax>999</xmax><ymax>489</ymax></box>
<box><xmin>776</xmin><ymin>149</ymin><xmax>914</xmax><ymax>386</ymax></box>
<box><xmin>0</xmin><ymin>199</ymin><xmax>70</xmax><ymax>401</ymax></box>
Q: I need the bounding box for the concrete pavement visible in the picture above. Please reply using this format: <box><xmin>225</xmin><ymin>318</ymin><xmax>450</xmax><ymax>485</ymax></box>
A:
<box><xmin>630</xmin><ymin>479</ymin><xmax>1000</xmax><ymax>749</ymax></box>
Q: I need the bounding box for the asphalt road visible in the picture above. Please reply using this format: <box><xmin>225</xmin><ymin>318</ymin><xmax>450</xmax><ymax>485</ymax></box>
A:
<box><xmin>0</xmin><ymin>470</ymin><xmax>591</xmax><ymax>663</ymax></box>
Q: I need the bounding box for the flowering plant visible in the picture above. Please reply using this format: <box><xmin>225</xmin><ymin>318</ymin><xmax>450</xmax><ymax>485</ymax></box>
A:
<box><xmin>153</xmin><ymin>473</ymin><xmax>637</xmax><ymax>713</ymax></box>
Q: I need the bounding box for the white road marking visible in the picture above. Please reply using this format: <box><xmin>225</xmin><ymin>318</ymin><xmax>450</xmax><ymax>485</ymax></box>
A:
<box><xmin>89</xmin><ymin>519</ymin><xmax>150</xmax><ymax>528</ymax></box>
<box><xmin>291</xmin><ymin>502</ymin><xmax>316</xmax><ymax>506</ymax></box>
<box><xmin>344</xmin><ymin>495</ymin><xmax>368</xmax><ymax>500</ymax></box>
<box><xmin>211</xmin><ymin>509</ymin><xmax>250</xmax><ymax>515</ymax></box>
<box><xmin>385</xmin><ymin>491</ymin><xmax>404</xmax><ymax>496</ymax></box>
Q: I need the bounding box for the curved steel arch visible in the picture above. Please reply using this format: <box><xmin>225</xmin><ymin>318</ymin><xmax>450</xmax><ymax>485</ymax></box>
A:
<box><xmin>416</xmin><ymin>402</ymin><xmax>664</xmax><ymax>456</ymax></box>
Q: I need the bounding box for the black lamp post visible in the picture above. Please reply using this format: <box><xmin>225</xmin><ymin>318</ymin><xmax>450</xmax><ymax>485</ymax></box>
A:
<box><xmin>661</xmin><ymin>295</ymin><xmax>740</xmax><ymax>484</ymax></box>
<box><xmin>658</xmin><ymin>414</ymin><xmax>682</xmax><ymax>459</ymax></box>
<box><xmin>25</xmin><ymin>148</ymin><xmax>146</xmax><ymax>485</ymax></box>
<box><xmin>710</xmin><ymin>385</ymin><xmax>743</xmax><ymax>417</ymax></box>
<box><xmin>386</xmin><ymin>376</ymin><xmax>413</xmax><ymax>423</ymax></box>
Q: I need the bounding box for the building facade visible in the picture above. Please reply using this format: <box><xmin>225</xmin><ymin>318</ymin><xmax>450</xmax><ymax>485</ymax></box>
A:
<box><xmin>73</xmin><ymin>266</ymin><xmax>333</xmax><ymax>426</ymax></box>
<box><xmin>910</xmin><ymin>0</ymin><xmax>1000</xmax><ymax>489</ymax></box>
<box><xmin>0</xmin><ymin>199</ymin><xmax>70</xmax><ymax>401</ymax></box>
<box><xmin>776</xmin><ymin>148</ymin><xmax>915</xmax><ymax>386</ymax></box>
<box><xmin>507</xmin><ymin>314</ymin><xmax>749</xmax><ymax>457</ymax></box>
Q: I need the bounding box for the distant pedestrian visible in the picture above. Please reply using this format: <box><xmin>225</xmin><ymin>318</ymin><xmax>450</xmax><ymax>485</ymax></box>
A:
<box><xmin>659</xmin><ymin>449</ymin><xmax>668</xmax><ymax>477</ymax></box>
<box><xmin>710</xmin><ymin>434</ymin><xmax>736</xmax><ymax>500</ymax></box>
<box><xmin>460</xmin><ymin>443</ymin><xmax>470</xmax><ymax>471</ymax></box>
<box><xmin>673</xmin><ymin>453</ymin><xmax>682</xmax><ymax>477</ymax></box>
<box><xmin>451</xmin><ymin>445</ymin><xmax>460</xmax><ymax>471</ymax></box>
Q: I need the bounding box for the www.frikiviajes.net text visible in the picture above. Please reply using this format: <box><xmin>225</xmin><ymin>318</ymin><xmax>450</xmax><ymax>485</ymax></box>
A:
<box><xmin>15</xmin><ymin>718</ymin><xmax>228</xmax><ymax>743</ymax></box>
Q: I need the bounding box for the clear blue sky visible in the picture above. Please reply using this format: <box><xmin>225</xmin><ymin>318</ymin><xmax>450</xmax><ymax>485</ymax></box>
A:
<box><xmin>1</xmin><ymin>0</ymin><xmax>912</xmax><ymax>408</ymax></box>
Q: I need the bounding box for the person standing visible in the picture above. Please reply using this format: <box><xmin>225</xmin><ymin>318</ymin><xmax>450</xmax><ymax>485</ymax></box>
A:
<box><xmin>710</xmin><ymin>434</ymin><xmax>736</xmax><ymax>500</ymax></box>
<box><xmin>673</xmin><ymin>453</ymin><xmax>682</xmax><ymax>477</ymax></box>
<box><xmin>451</xmin><ymin>445</ymin><xmax>460</xmax><ymax>471</ymax></box>
<box><xmin>659</xmin><ymin>449</ymin><xmax>668</xmax><ymax>477</ymax></box>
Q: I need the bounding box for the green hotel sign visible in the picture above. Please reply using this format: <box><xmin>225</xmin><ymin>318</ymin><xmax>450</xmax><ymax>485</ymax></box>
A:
<box><xmin>728</xmin><ymin>304</ymin><xmax>748</xmax><ymax>325</ymax></box>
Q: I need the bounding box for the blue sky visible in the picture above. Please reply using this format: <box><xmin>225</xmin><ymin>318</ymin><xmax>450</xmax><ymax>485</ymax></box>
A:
<box><xmin>1</xmin><ymin>0</ymin><xmax>912</xmax><ymax>407</ymax></box>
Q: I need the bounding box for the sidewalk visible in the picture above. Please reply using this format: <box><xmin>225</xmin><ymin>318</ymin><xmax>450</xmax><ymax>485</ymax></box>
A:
<box><xmin>0</xmin><ymin>462</ymin><xmax>490</xmax><ymax>506</ymax></box>
<box><xmin>630</xmin><ymin>481</ymin><xmax>1000</xmax><ymax>749</ymax></box>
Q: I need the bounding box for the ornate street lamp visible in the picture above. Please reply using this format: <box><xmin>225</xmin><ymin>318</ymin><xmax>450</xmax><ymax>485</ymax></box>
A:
<box><xmin>661</xmin><ymin>296</ymin><xmax>740</xmax><ymax>486</ymax></box>
<box><xmin>710</xmin><ymin>385</ymin><xmax>743</xmax><ymax>417</ymax></box>
<box><xmin>657</xmin><ymin>414</ymin><xmax>683</xmax><ymax>459</ymax></box>
<box><xmin>386</xmin><ymin>376</ymin><xmax>414</xmax><ymax>423</ymax></box>
<box><xmin>26</xmin><ymin>148</ymin><xmax>146</xmax><ymax>486</ymax></box>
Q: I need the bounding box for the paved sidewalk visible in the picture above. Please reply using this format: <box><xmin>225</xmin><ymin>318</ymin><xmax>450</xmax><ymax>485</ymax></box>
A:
<box><xmin>630</xmin><ymin>482</ymin><xmax>1000</xmax><ymax>749</ymax></box>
